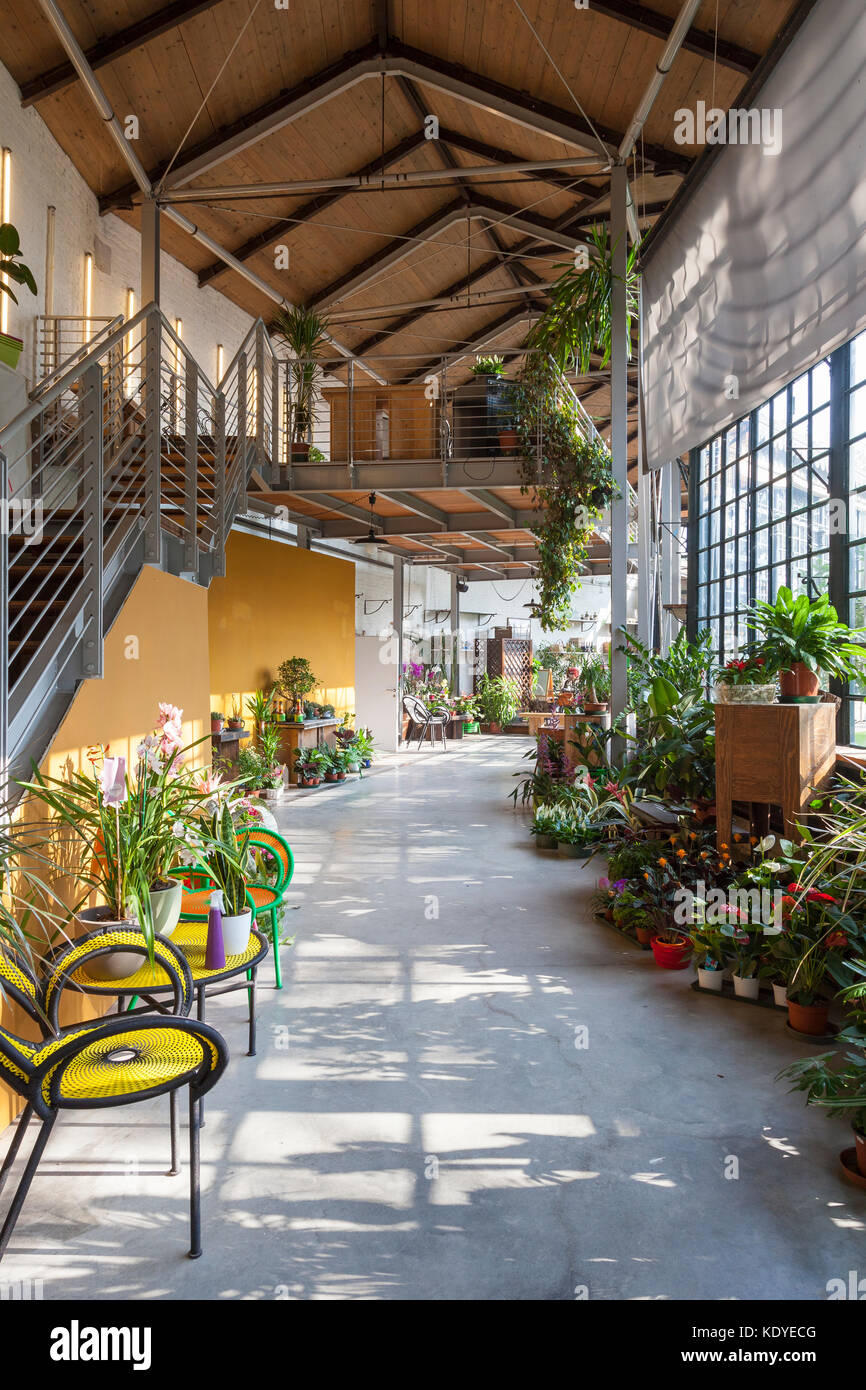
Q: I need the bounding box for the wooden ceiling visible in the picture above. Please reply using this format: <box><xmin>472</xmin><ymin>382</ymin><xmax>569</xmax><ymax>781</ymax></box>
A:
<box><xmin>0</xmin><ymin>0</ymin><xmax>805</xmax><ymax>574</ymax></box>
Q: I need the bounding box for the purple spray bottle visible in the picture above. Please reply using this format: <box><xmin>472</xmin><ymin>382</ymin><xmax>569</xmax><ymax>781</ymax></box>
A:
<box><xmin>205</xmin><ymin>889</ymin><xmax>226</xmax><ymax>970</ymax></box>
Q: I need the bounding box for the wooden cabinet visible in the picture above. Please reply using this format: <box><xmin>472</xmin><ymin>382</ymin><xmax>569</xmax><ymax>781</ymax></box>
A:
<box><xmin>714</xmin><ymin>703</ymin><xmax>836</xmax><ymax>846</ymax></box>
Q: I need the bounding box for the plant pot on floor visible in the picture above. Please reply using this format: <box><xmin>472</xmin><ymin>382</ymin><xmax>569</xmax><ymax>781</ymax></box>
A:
<box><xmin>222</xmin><ymin>908</ymin><xmax>252</xmax><ymax>956</ymax></box>
<box><xmin>463</xmin><ymin>721</ymin><xmax>480</xmax><ymax>734</ymax></box>
<box><xmin>635</xmin><ymin>925</ymin><xmax>653</xmax><ymax>946</ymax></box>
<box><xmin>298</xmin><ymin>774</ymin><xmax>320</xmax><ymax>788</ymax></box>
<box><xmin>535</xmin><ymin>834</ymin><xmax>558</xmax><ymax>850</ymax></box>
<box><xmin>779</xmin><ymin>661</ymin><xmax>820</xmax><ymax>703</ymax></box>
<box><xmin>772</xmin><ymin>982</ymin><xmax>788</xmax><ymax>1008</ymax></box>
<box><xmin>855</xmin><ymin>1128</ymin><xmax>866</xmax><ymax>1178</ymax></box>
<box><xmin>651</xmin><ymin>934</ymin><xmax>691</xmax><ymax>969</ymax></box>
<box><xmin>787</xmin><ymin>997</ymin><xmax>830</xmax><ymax>1035</ymax></box>
<box><xmin>697</xmin><ymin>965</ymin><xmax>724</xmax><ymax>991</ymax></box>
<box><xmin>76</xmin><ymin>905</ymin><xmax>149</xmax><ymax>980</ymax></box>
<box><xmin>732</xmin><ymin>973</ymin><xmax>760</xmax><ymax>1000</ymax></box>
<box><xmin>558</xmin><ymin>841</ymin><xmax>590</xmax><ymax>858</ymax></box>
<box><xmin>324</xmin><ymin>770</ymin><xmax>340</xmax><ymax>783</ymax></box>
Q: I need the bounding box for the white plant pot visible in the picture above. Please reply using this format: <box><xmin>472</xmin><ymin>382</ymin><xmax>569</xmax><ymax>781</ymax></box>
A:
<box><xmin>713</xmin><ymin>683</ymin><xmax>777</xmax><ymax>705</ymax></box>
<box><xmin>222</xmin><ymin>908</ymin><xmax>252</xmax><ymax>956</ymax></box>
<box><xmin>772</xmin><ymin>982</ymin><xmax>788</xmax><ymax>1008</ymax></box>
<box><xmin>732</xmin><ymin>972</ymin><xmax>760</xmax><ymax>1000</ymax></box>
<box><xmin>697</xmin><ymin>965</ymin><xmax>724</xmax><ymax>992</ymax></box>
<box><xmin>149</xmin><ymin>879</ymin><xmax>182</xmax><ymax>938</ymax></box>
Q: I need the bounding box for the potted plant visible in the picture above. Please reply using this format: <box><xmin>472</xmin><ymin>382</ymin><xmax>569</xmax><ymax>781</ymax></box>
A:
<box><xmin>0</xmin><ymin>223</ymin><xmax>36</xmax><ymax>370</ymax></box>
<box><xmin>779</xmin><ymin>1037</ymin><xmax>866</xmax><ymax>1181</ymax></box>
<box><xmin>688</xmin><ymin>919</ymin><xmax>727</xmax><ymax>992</ymax></box>
<box><xmin>720</xmin><ymin>919</ymin><xmax>765</xmax><ymax>999</ymax></box>
<box><xmin>454</xmin><ymin>694</ymin><xmax>480</xmax><ymax>733</ymax></box>
<box><xmin>200</xmin><ymin>802</ymin><xmax>252</xmax><ymax>955</ymax></box>
<box><xmin>530</xmin><ymin>803</ymin><xmax>559</xmax><ymax>850</ymax></box>
<box><xmin>227</xmin><ymin>698</ymin><xmax>246</xmax><ymax>732</ymax></box>
<box><xmin>294</xmin><ymin>746</ymin><xmax>325</xmax><ymax>787</ymax></box>
<box><xmin>712</xmin><ymin>653</ymin><xmax>778</xmax><ymax>705</ymax></box>
<box><xmin>477</xmin><ymin>672</ymin><xmax>520</xmax><ymax>733</ymax></box>
<box><xmin>273</xmin><ymin>304</ymin><xmax>331</xmax><ymax>460</ymax></box>
<box><xmin>322</xmin><ymin>748</ymin><xmax>348</xmax><ymax>783</ymax></box>
<box><xmin>351</xmin><ymin>728</ymin><xmax>375</xmax><ymax>771</ymax></box>
<box><xmin>211</xmin><ymin>709</ymin><xmax>225</xmax><ymax>733</ymax></box>
<box><xmin>640</xmin><ymin>857</ymin><xmax>691</xmax><ymax>968</ymax></box>
<box><xmin>20</xmin><ymin>705</ymin><xmax>208</xmax><ymax>974</ymax></box>
<box><xmin>277</xmin><ymin>656</ymin><xmax>319</xmax><ymax>721</ymax></box>
<box><xmin>577</xmin><ymin>650</ymin><xmax>611</xmax><ymax>713</ymax></box>
<box><xmin>245</xmin><ymin>686</ymin><xmax>276</xmax><ymax>737</ymax></box>
<box><xmin>747</xmin><ymin>586</ymin><xmax>866</xmax><ymax>702</ymax></box>
<box><xmin>783</xmin><ymin>884</ymin><xmax>855</xmax><ymax>1034</ymax></box>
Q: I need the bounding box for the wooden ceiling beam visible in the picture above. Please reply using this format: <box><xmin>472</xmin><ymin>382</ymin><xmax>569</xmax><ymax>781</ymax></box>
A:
<box><xmin>588</xmin><ymin>1</ymin><xmax>759</xmax><ymax>74</ymax></box>
<box><xmin>309</xmin><ymin>197</ymin><xmax>587</xmax><ymax>312</ymax></box>
<box><xmin>404</xmin><ymin>305</ymin><xmax>540</xmax><ymax>384</ymax></box>
<box><xmin>20</xmin><ymin>0</ymin><xmax>225</xmax><ymax>106</ymax></box>
<box><xmin>197</xmin><ymin>128</ymin><xmax>429</xmax><ymax>286</ymax></box>
<box><xmin>101</xmin><ymin>38</ymin><xmax>691</xmax><ymax>208</ymax></box>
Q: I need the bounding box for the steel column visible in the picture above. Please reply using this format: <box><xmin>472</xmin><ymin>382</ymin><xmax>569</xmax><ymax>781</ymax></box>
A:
<box><xmin>143</xmin><ymin>311</ymin><xmax>161</xmax><ymax>563</ymax></box>
<box><xmin>141</xmin><ymin>198</ymin><xmax>160</xmax><ymax>305</ymax></box>
<box><xmin>609</xmin><ymin>163</ymin><xmax>629</xmax><ymax>762</ymax></box>
<box><xmin>80</xmin><ymin>363</ymin><xmax>104</xmax><ymax>678</ymax></box>
<box><xmin>637</xmin><ymin>465</ymin><xmax>652</xmax><ymax>646</ymax></box>
<box><xmin>393</xmin><ymin>556</ymin><xmax>404</xmax><ymax>746</ymax></box>
<box><xmin>184</xmin><ymin>358</ymin><xmax>199</xmax><ymax>573</ymax></box>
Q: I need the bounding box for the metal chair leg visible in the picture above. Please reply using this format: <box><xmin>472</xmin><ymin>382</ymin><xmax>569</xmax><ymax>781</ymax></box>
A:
<box><xmin>0</xmin><ymin>1113</ymin><xmax>57</xmax><ymax>1263</ymax></box>
<box><xmin>271</xmin><ymin>910</ymin><xmax>282</xmax><ymax>989</ymax></box>
<box><xmin>168</xmin><ymin>1089</ymin><xmax>180</xmax><ymax>1176</ymax></box>
<box><xmin>0</xmin><ymin>1104</ymin><xmax>33</xmax><ymax>1199</ymax></box>
<box><xmin>248</xmin><ymin>968</ymin><xmax>257</xmax><ymax>1056</ymax></box>
<box><xmin>187</xmin><ymin>1086</ymin><xmax>202</xmax><ymax>1260</ymax></box>
<box><xmin>196</xmin><ymin>986</ymin><xmax>206</xmax><ymax>1126</ymax></box>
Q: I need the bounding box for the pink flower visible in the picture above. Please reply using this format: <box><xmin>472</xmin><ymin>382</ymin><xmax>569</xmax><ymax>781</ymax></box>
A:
<box><xmin>100</xmin><ymin>756</ymin><xmax>127</xmax><ymax>805</ymax></box>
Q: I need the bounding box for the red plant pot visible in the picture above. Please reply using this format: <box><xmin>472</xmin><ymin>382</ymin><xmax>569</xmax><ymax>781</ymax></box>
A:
<box><xmin>650</xmin><ymin>934</ymin><xmax>691</xmax><ymax>970</ymax></box>
<box><xmin>787</xmin><ymin>998</ymin><xmax>830</xmax><ymax>1035</ymax></box>
<box><xmin>779</xmin><ymin>661</ymin><xmax>820</xmax><ymax>700</ymax></box>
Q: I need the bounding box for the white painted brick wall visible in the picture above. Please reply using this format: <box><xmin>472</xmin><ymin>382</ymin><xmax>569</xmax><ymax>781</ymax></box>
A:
<box><xmin>0</xmin><ymin>58</ymin><xmax>255</xmax><ymax>397</ymax></box>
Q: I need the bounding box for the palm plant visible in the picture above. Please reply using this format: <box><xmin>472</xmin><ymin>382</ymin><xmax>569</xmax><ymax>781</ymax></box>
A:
<box><xmin>527</xmin><ymin>225</ymin><xmax>640</xmax><ymax>374</ymax></box>
<box><xmin>273</xmin><ymin>304</ymin><xmax>331</xmax><ymax>441</ymax></box>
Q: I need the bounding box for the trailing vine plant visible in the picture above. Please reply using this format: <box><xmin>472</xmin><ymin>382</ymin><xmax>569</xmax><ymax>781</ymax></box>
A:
<box><xmin>511</xmin><ymin>355</ymin><xmax>616</xmax><ymax>631</ymax></box>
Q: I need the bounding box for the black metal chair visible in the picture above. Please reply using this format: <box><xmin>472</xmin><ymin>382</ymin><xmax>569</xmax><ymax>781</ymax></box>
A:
<box><xmin>0</xmin><ymin>934</ymin><xmax>228</xmax><ymax>1262</ymax></box>
<box><xmin>402</xmin><ymin>693</ymin><xmax>448</xmax><ymax>750</ymax></box>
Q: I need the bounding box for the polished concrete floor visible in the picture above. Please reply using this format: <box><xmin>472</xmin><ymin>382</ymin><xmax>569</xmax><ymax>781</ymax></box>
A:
<box><xmin>1</xmin><ymin>737</ymin><xmax>862</xmax><ymax>1300</ymax></box>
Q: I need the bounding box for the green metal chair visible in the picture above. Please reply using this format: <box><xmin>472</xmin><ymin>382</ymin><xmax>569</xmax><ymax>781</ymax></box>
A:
<box><xmin>0</xmin><ymin>935</ymin><xmax>228</xmax><ymax>1262</ymax></box>
<box><xmin>171</xmin><ymin>826</ymin><xmax>294</xmax><ymax>989</ymax></box>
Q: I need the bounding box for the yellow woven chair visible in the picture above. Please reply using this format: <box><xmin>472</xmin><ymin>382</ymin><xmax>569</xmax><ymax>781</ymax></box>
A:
<box><xmin>0</xmin><ymin>935</ymin><xmax>228</xmax><ymax>1262</ymax></box>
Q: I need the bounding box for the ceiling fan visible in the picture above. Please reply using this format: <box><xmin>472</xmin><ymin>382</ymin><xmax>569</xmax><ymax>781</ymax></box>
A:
<box><xmin>349</xmin><ymin>492</ymin><xmax>388</xmax><ymax>546</ymax></box>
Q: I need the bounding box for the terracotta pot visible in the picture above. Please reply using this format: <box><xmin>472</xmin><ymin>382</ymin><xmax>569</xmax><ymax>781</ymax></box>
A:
<box><xmin>227</xmin><ymin>718</ymin><xmax>245</xmax><ymax>730</ymax></box>
<box><xmin>488</xmin><ymin>721</ymin><xmax>502</xmax><ymax>734</ymax></box>
<box><xmin>583</xmin><ymin>701</ymin><xmax>609</xmax><ymax>714</ymax></box>
<box><xmin>210</xmin><ymin>716</ymin><xmax>224</xmax><ymax>732</ymax></box>
<box><xmin>779</xmin><ymin>661</ymin><xmax>820</xmax><ymax>701</ymax></box>
<box><xmin>650</xmin><ymin>934</ymin><xmax>691</xmax><ymax>970</ymax></box>
<box><xmin>498</xmin><ymin>429</ymin><xmax>519</xmax><ymax>452</ymax></box>
<box><xmin>324</xmin><ymin>771</ymin><xmax>340</xmax><ymax>783</ymax></box>
<box><xmin>787</xmin><ymin>997</ymin><xmax>830</xmax><ymax>1035</ymax></box>
<box><xmin>635</xmin><ymin>925</ymin><xmax>653</xmax><ymax>946</ymax></box>
<box><xmin>855</xmin><ymin>1128</ymin><xmax>866</xmax><ymax>1178</ymax></box>
<box><xmin>298</xmin><ymin>774</ymin><xmax>320</xmax><ymax>788</ymax></box>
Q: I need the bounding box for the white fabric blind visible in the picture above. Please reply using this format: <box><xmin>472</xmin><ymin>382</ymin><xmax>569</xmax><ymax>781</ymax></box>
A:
<box><xmin>641</xmin><ymin>0</ymin><xmax>866</xmax><ymax>470</ymax></box>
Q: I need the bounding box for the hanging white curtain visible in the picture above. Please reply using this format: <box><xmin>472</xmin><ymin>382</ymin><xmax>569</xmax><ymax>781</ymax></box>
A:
<box><xmin>641</xmin><ymin>0</ymin><xmax>866</xmax><ymax>470</ymax></box>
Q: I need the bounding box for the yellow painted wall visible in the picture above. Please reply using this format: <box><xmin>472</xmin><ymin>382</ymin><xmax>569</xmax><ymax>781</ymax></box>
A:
<box><xmin>1</xmin><ymin>566</ymin><xmax>211</xmax><ymax>1129</ymax></box>
<box><xmin>208</xmin><ymin>532</ymin><xmax>356</xmax><ymax>718</ymax></box>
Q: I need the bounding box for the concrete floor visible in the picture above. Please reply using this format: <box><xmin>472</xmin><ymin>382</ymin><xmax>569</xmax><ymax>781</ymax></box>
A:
<box><xmin>1</xmin><ymin>736</ymin><xmax>862</xmax><ymax>1300</ymax></box>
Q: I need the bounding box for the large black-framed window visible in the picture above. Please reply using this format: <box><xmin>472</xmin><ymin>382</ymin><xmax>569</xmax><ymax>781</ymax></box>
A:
<box><xmin>688</xmin><ymin>327</ymin><xmax>866</xmax><ymax>744</ymax></box>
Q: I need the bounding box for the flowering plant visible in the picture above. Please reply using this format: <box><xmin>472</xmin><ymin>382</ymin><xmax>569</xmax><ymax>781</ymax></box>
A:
<box><xmin>715</xmin><ymin>653</ymin><xmax>777</xmax><ymax>686</ymax></box>
<box><xmin>19</xmin><ymin>703</ymin><xmax>216</xmax><ymax>948</ymax></box>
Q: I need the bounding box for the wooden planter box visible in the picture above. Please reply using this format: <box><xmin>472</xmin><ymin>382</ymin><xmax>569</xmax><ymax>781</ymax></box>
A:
<box><xmin>714</xmin><ymin>702</ymin><xmax>836</xmax><ymax>846</ymax></box>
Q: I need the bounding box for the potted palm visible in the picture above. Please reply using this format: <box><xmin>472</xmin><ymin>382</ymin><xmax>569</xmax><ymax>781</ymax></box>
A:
<box><xmin>277</xmin><ymin>656</ymin><xmax>319</xmax><ymax>722</ymax></box>
<box><xmin>245</xmin><ymin>686</ymin><xmax>276</xmax><ymax>738</ymax></box>
<box><xmin>578</xmin><ymin>650</ymin><xmax>611</xmax><ymax>714</ymax></box>
<box><xmin>273</xmin><ymin>304</ymin><xmax>331</xmax><ymax>460</ymax></box>
<box><xmin>747</xmin><ymin>586</ymin><xmax>866</xmax><ymax>702</ymax></box>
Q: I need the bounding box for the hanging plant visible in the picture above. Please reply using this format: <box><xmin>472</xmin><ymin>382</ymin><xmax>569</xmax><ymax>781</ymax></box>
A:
<box><xmin>527</xmin><ymin>224</ymin><xmax>640</xmax><ymax>374</ymax></box>
<box><xmin>511</xmin><ymin>356</ymin><xmax>615</xmax><ymax>632</ymax></box>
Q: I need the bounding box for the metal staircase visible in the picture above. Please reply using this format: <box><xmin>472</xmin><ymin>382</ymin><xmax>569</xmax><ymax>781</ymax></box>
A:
<box><xmin>0</xmin><ymin>303</ymin><xmax>275</xmax><ymax>782</ymax></box>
